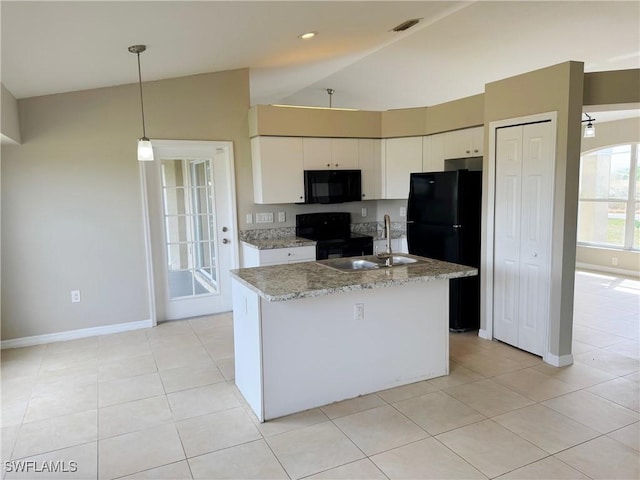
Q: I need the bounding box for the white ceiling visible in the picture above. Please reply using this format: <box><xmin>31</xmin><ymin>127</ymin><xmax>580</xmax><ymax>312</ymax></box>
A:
<box><xmin>2</xmin><ymin>1</ymin><xmax>639</xmax><ymax>119</ymax></box>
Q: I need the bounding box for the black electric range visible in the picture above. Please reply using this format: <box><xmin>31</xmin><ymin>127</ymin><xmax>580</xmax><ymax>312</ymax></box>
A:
<box><xmin>296</xmin><ymin>212</ymin><xmax>373</xmax><ymax>260</ymax></box>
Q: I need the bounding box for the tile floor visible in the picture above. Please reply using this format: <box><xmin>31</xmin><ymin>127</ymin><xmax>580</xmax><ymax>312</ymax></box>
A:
<box><xmin>1</xmin><ymin>270</ymin><xmax>638</xmax><ymax>479</ymax></box>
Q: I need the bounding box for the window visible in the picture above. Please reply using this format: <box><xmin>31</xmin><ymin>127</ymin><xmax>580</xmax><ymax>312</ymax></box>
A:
<box><xmin>578</xmin><ymin>143</ymin><xmax>639</xmax><ymax>250</ymax></box>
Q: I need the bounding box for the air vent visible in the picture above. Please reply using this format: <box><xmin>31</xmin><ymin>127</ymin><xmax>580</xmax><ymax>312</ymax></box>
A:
<box><xmin>392</xmin><ymin>18</ymin><xmax>421</xmax><ymax>32</ymax></box>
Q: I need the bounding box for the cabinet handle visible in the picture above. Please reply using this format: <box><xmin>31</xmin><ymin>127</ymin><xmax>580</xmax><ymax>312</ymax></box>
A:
<box><xmin>362</xmin><ymin>194</ymin><xmax>366</xmax><ymax>197</ymax></box>
<box><xmin>474</xmin><ymin>149</ymin><xmax>479</xmax><ymax>153</ymax></box>
<box><xmin>326</xmin><ymin>163</ymin><xmax>331</xmax><ymax>167</ymax></box>
<box><xmin>287</xmin><ymin>252</ymin><xmax>292</xmax><ymax>256</ymax></box>
<box><xmin>466</xmin><ymin>150</ymin><xmax>471</xmax><ymax>154</ymax></box>
<box><xmin>335</xmin><ymin>163</ymin><xmax>339</xmax><ymax>167</ymax></box>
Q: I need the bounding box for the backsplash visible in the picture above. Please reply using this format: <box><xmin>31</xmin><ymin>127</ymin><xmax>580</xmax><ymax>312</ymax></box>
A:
<box><xmin>239</xmin><ymin>221</ymin><xmax>406</xmax><ymax>241</ymax></box>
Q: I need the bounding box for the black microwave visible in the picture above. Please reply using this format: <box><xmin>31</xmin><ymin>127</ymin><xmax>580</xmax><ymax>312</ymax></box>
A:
<box><xmin>303</xmin><ymin>170</ymin><xmax>362</xmax><ymax>204</ymax></box>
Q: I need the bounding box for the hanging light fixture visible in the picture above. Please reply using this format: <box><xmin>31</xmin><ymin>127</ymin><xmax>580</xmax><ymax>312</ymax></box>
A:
<box><xmin>326</xmin><ymin>88</ymin><xmax>335</xmax><ymax>108</ymax></box>
<box><xmin>128</xmin><ymin>44</ymin><xmax>154</xmax><ymax>161</ymax></box>
<box><xmin>582</xmin><ymin>113</ymin><xmax>596</xmax><ymax>138</ymax></box>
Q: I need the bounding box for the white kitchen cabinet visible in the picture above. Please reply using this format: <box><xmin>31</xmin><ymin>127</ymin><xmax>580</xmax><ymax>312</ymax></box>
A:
<box><xmin>422</xmin><ymin>133</ymin><xmax>446</xmax><ymax>172</ymax></box>
<box><xmin>252</xmin><ymin>136</ymin><xmax>305</xmax><ymax>204</ymax></box>
<box><xmin>444</xmin><ymin>126</ymin><xmax>484</xmax><ymax>159</ymax></box>
<box><xmin>303</xmin><ymin>138</ymin><xmax>359</xmax><ymax>170</ymax></box>
<box><xmin>383</xmin><ymin>136</ymin><xmax>423</xmax><ymax>199</ymax></box>
<box><xmin>358</xmin><ymin>138</ymin><xmax>382</xmax><ymax>200</ymax></box>
<box><xmin>242</xmin><ymin>244</ymin><xmax>316</xmax><ymax>267</ymax></box>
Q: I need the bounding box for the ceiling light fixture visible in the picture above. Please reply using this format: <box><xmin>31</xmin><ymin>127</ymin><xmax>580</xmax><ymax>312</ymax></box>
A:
<box><xmin>128</xmin><ymin>44</ymin><xmax>153</xmax><ymax>161</ymax></box>
<box><xmin>582</xmin><ymin>113</ymin><xmax>596</xmax><ymax>138</ymax></box>
<box><xmin>298</xmin><ymin>31</ymin><xmax>317</xmax><ymax>40</ymax></box>
<box><xmin>327</xmin><ymin>88</ymin><xmax>335</xmax><ymax>108</ymax></box>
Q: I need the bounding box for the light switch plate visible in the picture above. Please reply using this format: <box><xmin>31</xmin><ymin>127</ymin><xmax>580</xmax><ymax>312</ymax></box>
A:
<box><xmin>400</xmin><ymin>207</ymin><xmax>406</xmax><ymax>217</ymax></box>
<box><xmin>277</xmin><ymin>211</ymin><xmax>286</xmax><ymax>222</ymax></box>
<box><xmin>246</xmin><ymin>213</ymin><xmax>253</xmax><ymax>224</ymax></box>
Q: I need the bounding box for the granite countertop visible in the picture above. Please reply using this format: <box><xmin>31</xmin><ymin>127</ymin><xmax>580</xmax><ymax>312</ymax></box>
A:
<box><xmin>230</xmin><ymin>254</ymin><xmax>477</xmax><ymax>302</ymax></box>
<box><xmin>241</xmin><ymin>236</ymin><xmax>316</xmax><ymax>249</ymax></box>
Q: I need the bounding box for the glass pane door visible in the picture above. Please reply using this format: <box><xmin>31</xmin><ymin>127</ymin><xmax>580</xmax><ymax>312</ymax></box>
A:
<box><xmin>161</xmin><ymin>158</ymin><xmax>218</xmax><ymax>299</ymax></box>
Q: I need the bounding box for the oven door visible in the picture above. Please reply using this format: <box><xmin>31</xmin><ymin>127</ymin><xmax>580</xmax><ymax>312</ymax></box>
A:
<box><xmin>316</xmin><ymin>239</ymin><xmax>373</xmax><ymax>260</ymax></box>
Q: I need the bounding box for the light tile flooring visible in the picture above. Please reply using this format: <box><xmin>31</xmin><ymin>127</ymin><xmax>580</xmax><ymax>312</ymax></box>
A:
<box><xmin>1</xmin><ymin>270</ymin><xmax>638</xmax><ymax>479</ymax></box>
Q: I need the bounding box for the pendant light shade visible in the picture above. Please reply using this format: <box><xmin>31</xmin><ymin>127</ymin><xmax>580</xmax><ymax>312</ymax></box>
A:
<box><xmin>138</xmin><ymin>137</ymin><xmax>154</xmax><ymax>161</ymax></box>
<box><xmin>582</xmin><ymin>113</ymin><xmax>596</xmax><ymax>138</ymax></box>
<box><xmin>129</xmin><ymin>45</ymin><xmax>154</xmax><ymax>161</ymax></box>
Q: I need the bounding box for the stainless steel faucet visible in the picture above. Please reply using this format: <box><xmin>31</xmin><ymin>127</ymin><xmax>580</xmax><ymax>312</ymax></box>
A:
<box><xmin>383</xmin><ymin>214</ymin><xmax>393</xmax><ymax>267</ymax></box>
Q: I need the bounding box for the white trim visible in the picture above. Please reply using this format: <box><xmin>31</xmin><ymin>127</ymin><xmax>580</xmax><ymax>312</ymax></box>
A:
<box><xmin>139</xmin><ymin>161</ymin><xmax>157</xmax><ymax>327</ymax></box>
<box><xmin>478</xmin><ymin>329</ymin><xmax>492</xmax><ymax>341</ymax></box>
<box><xmin>576</xmin><ymin>262</ymin><xmax>640</xmax><ymax>278</ymax></box>
<box><xmin>543</xmin><ymin>352</ymin><xmax>574</xmax><ymax>367</ymax></box>
<box><xmin>1</xmin><ymin>319</ymin><xmax>153</xmax><ymax>350</ymax></box>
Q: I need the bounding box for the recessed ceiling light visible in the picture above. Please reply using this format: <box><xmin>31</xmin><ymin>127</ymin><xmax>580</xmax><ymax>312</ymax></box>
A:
<box><xmin>298</xmin><ymin>31</ymin><xmax>317</xmax><ymax>40</ymax></box>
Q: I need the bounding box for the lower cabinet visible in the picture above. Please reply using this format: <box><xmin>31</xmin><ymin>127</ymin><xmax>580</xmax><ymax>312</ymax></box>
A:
<box><xmin>242</xmin><ymin>245</ymin><xmax>316</xmax><ymax>267</ymax></box>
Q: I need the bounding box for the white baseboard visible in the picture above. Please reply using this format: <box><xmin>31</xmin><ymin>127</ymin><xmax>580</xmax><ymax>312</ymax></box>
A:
<box><xmin>576</xmin><ymin>262</ymin><xmax>639</xmax><ymax>278</ymax></box>
<box><xmin>1</xmin><ymin>319</ymin><xmax>154</xmax><ymax>350</ymax></box>
<box><xmin>478</xmin><ymin>329</ymin><xmax>492</xmax><ymax>340</ymax></box>
<box><xmin>544</xmin><ymin>352</ymin><xmax>574</xmax><ymax>367</ymax></box>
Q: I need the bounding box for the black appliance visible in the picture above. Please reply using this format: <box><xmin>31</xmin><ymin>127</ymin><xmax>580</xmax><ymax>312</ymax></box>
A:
<box><xmin>303</xmin><ymin>170</ymin><xmax>361</xmax><ymax>204</ymax></box>
<box><xmin>407</xmin><ymin>170</ymin><xmax>482</xmax><ymax>331</ymax></box>
<box><xmin>296</xmin><ymin>212</ymin><xmax>373</xmax><ymax>260</ymax></box>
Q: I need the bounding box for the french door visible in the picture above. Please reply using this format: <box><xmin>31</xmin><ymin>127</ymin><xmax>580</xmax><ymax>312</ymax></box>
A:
<box><xmin>143</xmin><ymin>140</ymin><xmax>238</xmax><ymax>321</ymax></box>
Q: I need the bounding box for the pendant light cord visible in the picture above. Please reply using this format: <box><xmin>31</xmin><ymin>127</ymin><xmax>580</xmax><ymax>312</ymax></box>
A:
<box><xmin>135</xmin><ymin>52</ymin><xmax>147</xmax><ymax>139</ymax></box>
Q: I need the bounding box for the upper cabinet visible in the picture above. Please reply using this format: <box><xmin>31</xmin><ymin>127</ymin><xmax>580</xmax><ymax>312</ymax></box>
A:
<box><xmin>358</xmin><ymin>138</ymin><xmax>382</xmax><ymax>201</ymax></box>
<box><xmin>303</xmin><ymin>138</ymin><xmax>359</xmax><ymax>170</ymax></box>
<box><xmin>444</xmin><ymin>126</ymin><xmax>484</xmax><ymax>159</ymax></box>
<box><xmin>252</xmin><ymin>136</ymin><xmax>305</xmax><ymax>204</ymax></box>
<box><xmin>422</xmin><ymin>133</ymin><xmax>446</xmax><ymax>172</ymax></box>
<box><xmin>383</xmin><ymin>136</ymin><xmax>423</xmax><ymax>199</ymax></box>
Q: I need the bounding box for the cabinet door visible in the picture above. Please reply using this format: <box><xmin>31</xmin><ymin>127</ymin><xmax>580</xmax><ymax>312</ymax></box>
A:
<box><xmin>384</xmin><ymin>137</ymin><xmax>423</xmax><ymax>199</ymax></box>
<box><xmin>331</xmin><ymin>138</ymin><xmax>359</xmax><ymax>169</ymax></box>
<box><xmin>471</xmin><ymin>126</ymin><xmax>484</xmax><ymax>156</ymax></box>
<box><xmin>422</xmin><ymin>133</ymin><xmax>446</xmax><ymax>172</ymax></box>
<box><xmin>252</xmin><ymin>137</ymin><xmax>304</xmax><ymax>204</ymax></box>
<box><xmin>359</xmin><ymin>138</ymin><xmax>381</xmax><ymax>200</ymax></box>
<box><xmin>444</xmin><ymin>129</ymin><xmax>473</xmax><ymax>159</ymax></box>
<box><xmin>303</xmin><ymin>138</ymin><xmax>332</xmax><ymax>169</ymax></box>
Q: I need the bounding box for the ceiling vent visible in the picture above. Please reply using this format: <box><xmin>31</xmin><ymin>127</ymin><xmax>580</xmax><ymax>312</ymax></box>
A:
<box><xmin>391</xmin><ymin>18</ymin><xmax>421</xmax><ymax>32</ymax></box>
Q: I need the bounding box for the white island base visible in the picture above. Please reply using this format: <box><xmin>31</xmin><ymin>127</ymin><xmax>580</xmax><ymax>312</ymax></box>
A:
<box><xmin>232</xmin><ymin>279</ymin><xmax>449</xmax><ymax>422</ymax></box>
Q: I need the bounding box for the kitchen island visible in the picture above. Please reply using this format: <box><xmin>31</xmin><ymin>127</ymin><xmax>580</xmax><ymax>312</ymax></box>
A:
<box><xmin>230</xmin><ymin>254</ymin><xmax>476</xmax><ymax>422</ymax></box>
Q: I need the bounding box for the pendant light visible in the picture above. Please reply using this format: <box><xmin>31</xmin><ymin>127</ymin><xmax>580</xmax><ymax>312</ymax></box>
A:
<box><xmin>128</xmin><ymin>45</ymin><xmax>153</xmax><ymax>161</ymax></box>
<box><xmin>582</xmin><ymin>113</ymin><xmax>596</xmax><ymax>138</ymax></box>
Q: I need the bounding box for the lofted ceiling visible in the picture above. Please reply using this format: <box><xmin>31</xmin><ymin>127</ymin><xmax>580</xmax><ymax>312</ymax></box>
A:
<box><xmin>1</xmin><ymin>1</ymin><xmax>639</xmax><ymax>118</ymax></box>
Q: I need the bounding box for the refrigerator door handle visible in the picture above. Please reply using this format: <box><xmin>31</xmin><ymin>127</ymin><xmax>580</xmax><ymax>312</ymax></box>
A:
<box><xmin>453</xmin><ymin>224</ymin><xmax>462</xmax><ymax>229</ymax></box>
<box><xmin>406</xmin><ymin>220</ymin><xmax>415</xmax><ymax>224</ymax></box>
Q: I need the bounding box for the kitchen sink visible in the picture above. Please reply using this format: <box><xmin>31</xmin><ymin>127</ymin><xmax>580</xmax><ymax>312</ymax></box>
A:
<box><xmin>317</xmin><ymin>254</ymin><xmax>424</xmax><ymax>272</ymax></box>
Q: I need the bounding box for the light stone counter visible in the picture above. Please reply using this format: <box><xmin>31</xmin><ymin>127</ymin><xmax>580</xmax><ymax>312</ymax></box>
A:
<box><xmin>240</xmin><ymin>236</ymin><xmax>316</xmax><ymax>250</ymax></box>
<box><xmin>230</xmin><ymin>254</ymin><xmax>476</xmax><ymax>302</ymax></box>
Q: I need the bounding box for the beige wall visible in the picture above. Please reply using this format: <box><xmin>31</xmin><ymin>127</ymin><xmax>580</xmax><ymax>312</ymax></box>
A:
<box><xmin>1</xmin><ymin>69</ymin><xmax>250</xmax><ymax>340</ymax></box>
<box><xmin>1</xmin><ymin>83</ymin><xmax>21</xmax><ymax>144</ymax></box>
<box><xmin>577</xmin><ymin>116</ymin><xmax>640</xmax><ymax>274</ymax></box>
<box><xmin>583</xmin><ymin>69</ymin><xmax>640</xmax><ymax>107</ymax></box>
<box><xmin>483</xmin><ymin>61</ymin><xmax>585</xmax><ymax>362</ymax></box>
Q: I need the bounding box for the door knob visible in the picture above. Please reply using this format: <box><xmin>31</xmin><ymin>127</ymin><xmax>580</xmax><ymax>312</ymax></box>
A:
<box><xmin>222</xmin><ymin>239</ymin><xmax>230</xmax><ymax>244</ymax></box>
<box><xmin>222</xmin><ymin>226</ymin><xmax>228</xmax><ymax>232</ymax></box>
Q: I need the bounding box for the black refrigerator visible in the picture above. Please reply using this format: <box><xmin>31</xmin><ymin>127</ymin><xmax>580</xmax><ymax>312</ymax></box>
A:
<box><xmin>407</xmin><ymin>170</ymin><xmax>482</xmax><ymax>331</ymax></box>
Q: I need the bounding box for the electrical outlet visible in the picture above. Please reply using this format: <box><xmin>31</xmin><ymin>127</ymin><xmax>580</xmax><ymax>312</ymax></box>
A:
<box><xmin>277</xmin><ymin>211</ymin><xmax>286</xmax><ymax>222</ymax></box>
<box><xmin>361</xmin><ymin>207</ymin><xmax>367</xmax><ymax>217</ymax></box>
<box><xmin>400</xmin><ymin>207</ymin><xmax>406</xmax><ymax>217</ymax></box>
<box><xmin>612</xmin><ymin>257</ymin><xmax>618</xmax><ymax>266</ymax></box>
<box><xmin>71</xmin><ymin>290</ymin><xmax>81</xmax><ymax>303</ymax></box>
<box><xmin>354</xmin><ymin>303</ymin><xmax>364</xmax><ymax>321</ymax></box>
<box><xmin>246</xmin><ymin>213</ymin><xmax>253</xmax><ymax>224</ymax></box>
<box><xmin>255</xmin><ymin>212</ymin><xmax>274</xmax><ymax>224</ymax></box>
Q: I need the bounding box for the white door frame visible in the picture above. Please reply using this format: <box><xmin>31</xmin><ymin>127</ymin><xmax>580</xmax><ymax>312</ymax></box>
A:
<box><xmin>481</xmin><ymin>112</ymin><xmax>558</xmax><ymax>363</ymax></box>
<box><xmin>140</xmin><ymin>139</ymin><xmax>239</xmax><ymax>324</ymax></box>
